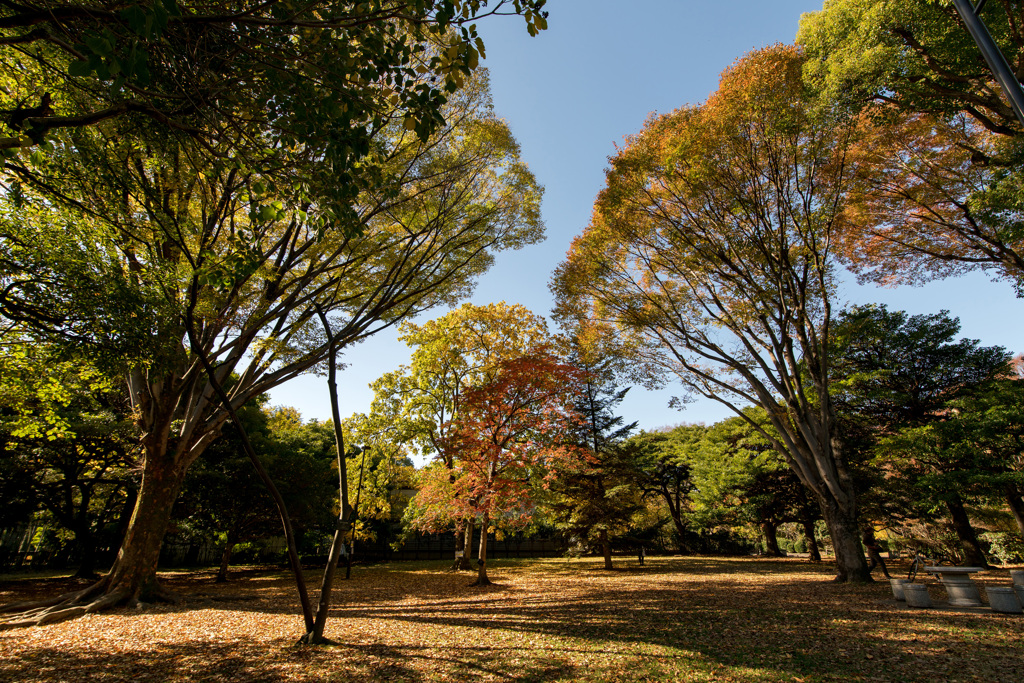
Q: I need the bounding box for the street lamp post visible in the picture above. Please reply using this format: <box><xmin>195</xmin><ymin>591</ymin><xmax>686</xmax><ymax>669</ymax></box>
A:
<box><xmin>951</xmin><ymin>0</ymin><xmax>1024</xmax><ymax>127</ymax></box>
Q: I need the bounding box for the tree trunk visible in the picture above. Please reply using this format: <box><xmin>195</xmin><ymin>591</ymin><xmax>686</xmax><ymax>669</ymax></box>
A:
<box><xmin>72</xmin><ymin>522</ymin><xmax>98</xmax><ymax>579</ymax></box>
<box><xmin>946</xmin><ymin>495</ymin><xmax>989</xmax><ymax>568</ymax></box>
<box><xmin>599</xmin><ymin>528</ymin><xmax>613</xmax><ymax>569</ymax></box>
<box><xmin>472</xmin><ymin>515</ymin><xmax>490</xmax><ymax>586</ymax></box>
<box><xmin>302</xmin><ymin>324</ymin><xmax>351</xmax><ymax>645</ymax></box>
<box><xmin>103</xmin><ymin>449</ymin><xmax>189</xmax><ymax>603</ymax></box>
<box><xmin>668</xmin><ymin>510</ymin><xmax>688</xmax><ymax>555</ymax></box>
<box><xmin>802</xmin><ymin>517</ymin><xmax>821</xmax><ymax>562</ymax></box>
<box><xmin>1005</xmin><ymin>485</ymin><xmax>1024</xmax><ymax>539</ymax></box>
<box><xmin>216</xmin><ymin>536</ymin><xmax>237</xmax><ymax>583</ymax></box>
<box><xmin>818</xmin><ymin>493</ymin><xmax>871</xmax><ymax>582</ymax></box>
<box><xmin>761</xmin><ymin>522</ymin><xmax>782</xmax><ymax>556</ymax></box>
<box><xmin>451</xmin><ymin>522</ymin><xmax>473</xmax><ymax>571</ymax></box>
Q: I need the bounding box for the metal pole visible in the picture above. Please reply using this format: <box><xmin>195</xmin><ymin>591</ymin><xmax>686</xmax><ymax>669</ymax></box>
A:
<box><xmin>951</xmin><ymin>0</ymin><xmax>1024</xmax><ymax>127</ymax></box>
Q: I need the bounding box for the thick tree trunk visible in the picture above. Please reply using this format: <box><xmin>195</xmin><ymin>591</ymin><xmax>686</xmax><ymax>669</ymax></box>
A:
<box><xmin>802</xmin><ymin>517</ymin><xmax>821</xmax><ymax>562</ymax></box>
<box><xmin>104</xmin><ymin>450</ymin><xmax>189</xmax><ymax>603</ymax></box>
<box><xmin>472</xmin><ymin>515</ymin><xmax>490</xmax><ymax>586</ymax></box>
<box><xmin>1005</xmin><ymin>485</ymin><xmax>1024</xmax><ymax>539</ymax></box>
<box><xmin>599</xmin><ymin>529</ymin><xmax>613</xmax><ymax>569</ymax></box>
<box><xmin>818</xmin><ymin>493</ymin><xmax>871</xmax><ymax>582</ymax></box>
<box><xmin>946</xmin><ymin>495</ymin><xmax>989</xmax><ymax>568</ymax></box>
<box><xmin>669</xmin><ymin>512</ymin><xmax>688</xmax><ymax>555</ymax></box>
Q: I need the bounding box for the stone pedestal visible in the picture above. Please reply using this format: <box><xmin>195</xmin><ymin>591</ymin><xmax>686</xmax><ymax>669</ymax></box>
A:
<box><xmin>904</xmin><ymin>583</ymin><xmax>932</xmax><ymax>608</ymax></box>
<box><xmin>1011</xmin><ymin>570</ymin><xmax>1024</xmax><ymax>587</ymax></box>
<box><xmin>890</xmin><ymin>578</ymin><xmax>907</xmax><ymax>601</ymax></box>
<box><xmin>986</xmin><ymin>587</ymin><xmax>1022</xmax><ymax>614</ymax></box>
<box><xmin>942</xmin><ymin>575</ymin><xmax>983</xmax><ymax>607</ymax></box>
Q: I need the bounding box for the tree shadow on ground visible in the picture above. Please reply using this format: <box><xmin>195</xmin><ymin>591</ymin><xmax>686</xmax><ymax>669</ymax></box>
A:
<box><xmin>2</xmin><ymin>557</ymin><xmax>1023</xmax><ymax>682</ymax></box>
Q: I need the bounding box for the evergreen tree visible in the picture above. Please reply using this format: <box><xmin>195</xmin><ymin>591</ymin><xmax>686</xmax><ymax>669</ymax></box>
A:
<box><xmin>547</xmin><ymin>347</ymin><xmax>642</xmax><ymax>569</ymax></box>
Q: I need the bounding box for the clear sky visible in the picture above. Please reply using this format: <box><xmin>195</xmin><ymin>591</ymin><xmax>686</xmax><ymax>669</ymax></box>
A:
<box><xmin>269</xmin><ymin>0</ymin><xmax>1024</xmax><ymax>432</ymax></box>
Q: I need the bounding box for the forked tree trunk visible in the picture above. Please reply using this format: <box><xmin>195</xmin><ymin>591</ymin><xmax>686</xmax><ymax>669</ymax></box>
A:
<box><xmin>776</xmin><ymin>433</ymin><xmax>869</xmax><ymax>582</ymax></box>
<box><xmin>946</xmin><ymin>495</ymin><xmax>989</xmax><ymax>568</ymax></box>
<box><xmin>599</xmin><ymin>529</ymin><xmax>613</xmax><ymax>569</ymax></box>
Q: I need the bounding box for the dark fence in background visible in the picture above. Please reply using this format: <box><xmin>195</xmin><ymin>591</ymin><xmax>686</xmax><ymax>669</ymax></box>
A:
<box><xmin>154</xmin><ymin>529</ymin><xmax>565</xmax><ymax>568</ymax></box>
<box><xmin>359</xmin><ymin>530</ymin><xmax>563</xmax><ymax>563</ymax></box>
<box><xmin>1</xmin><ymin>523</ymin><xmax>569</xmax><ymax>573</ymax></box>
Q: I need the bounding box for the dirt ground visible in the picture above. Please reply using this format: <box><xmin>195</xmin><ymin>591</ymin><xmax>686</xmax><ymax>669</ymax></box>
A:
<box><xmin>1</xmin><ymin>556</ymin><xmax>1022</xmax><ymax>683</ymax></box>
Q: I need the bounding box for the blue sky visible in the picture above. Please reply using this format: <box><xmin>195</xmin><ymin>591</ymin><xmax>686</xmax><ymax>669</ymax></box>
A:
<box><xmin>269</xmin><ymin>0</ymin><xmax>1024</xmax><ymax>432</ymax></box>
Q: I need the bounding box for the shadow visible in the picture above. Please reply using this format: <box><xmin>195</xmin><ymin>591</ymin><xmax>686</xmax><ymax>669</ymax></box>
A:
<box><xmin>3</xmin><ymin>556</ymin><xmax>1023</xmax><ymax>682</ymax></box>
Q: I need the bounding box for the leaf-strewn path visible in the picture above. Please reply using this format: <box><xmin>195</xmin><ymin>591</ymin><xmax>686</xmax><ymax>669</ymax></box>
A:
<box><xmin>2</xmin><ymin>557</ymin><xmax>1022</xmax><ymax>682</ymax></box>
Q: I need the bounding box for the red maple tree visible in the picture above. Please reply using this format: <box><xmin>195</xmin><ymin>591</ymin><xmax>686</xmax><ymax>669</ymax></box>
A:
<box><xmin>429</xmin><ymin>352</ymin><xmax>590</xmax><ymax>585</ymax></box>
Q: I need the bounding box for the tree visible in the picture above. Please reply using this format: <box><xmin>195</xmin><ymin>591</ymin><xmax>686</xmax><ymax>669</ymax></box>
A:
<box><xmin>831</xmin><ymin>305</ymin><xmax>1011</xmax><ymax>566</ymax></box>
<box><xmin>624</xmin><ymin>429</ymin><xmax>697</xmax><ymax>554</ymax></box>
<box><xmin>923</xmin><ymin>377</ymin><xmax>1024</xmax><ymax>540</ymax></box>
<box><xmin>686</xmin><ymin>414</ymin><xmax>821</xmax><ymax>560</ymax></box>
<box><xmin>0</xmin><ymin>333</ymin><xmax>137</xmax><ymax>578</ymax></box>
<box><xmin>175</xmin><ymin>402</ymin><xmax>336</xmax><ymax>583</ymax></box>
<box><xmin>342</xmin><ymin>414</ymin><xmax>417</xmax><ymax>568</ymax></box>
<box><xmin>546</xmin><ymin>338</ymin><xmax>641</xmax><ymax>570</ymax></box>
<box><xmin>552</xmin><ymin>45</ymin><xmax>871</xmax><ymax>581</ymax></box>
<box><xmin>0</xmin><ymin>67</ymin><xmax>543</xmax><ymax>627</ymax></box>
<box><xmin>798</xmin><ymin>0</ymin><xmax>1024</xmax><ymax>137</ymax></box>
<box><xmin>0</xmin><ymin>0</ymin><xmax>550</xmax><ymax>158</ymax></box>
<box><xmin>798</xmin><ymin>2</ymin><xmax>1024</xmax><ymax>291</ymax></box>
<box><xmin>370</xmin><ymin>301</ymin><xmax>549</xmax><ymax>569</ymax></box>
<box><xmin>429</xmin><ymin>353</ymin><xmax>588</xmax><ymax>586</ymax></box>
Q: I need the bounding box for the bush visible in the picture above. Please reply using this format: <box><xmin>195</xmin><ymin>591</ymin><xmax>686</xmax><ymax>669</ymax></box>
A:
<box><xmin>981</xmin><ymin>532</ymin><xmax>1024</xmax><ymax>565</ymax></box>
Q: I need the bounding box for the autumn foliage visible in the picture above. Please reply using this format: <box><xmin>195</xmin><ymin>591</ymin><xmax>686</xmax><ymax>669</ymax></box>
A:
<box><xmin>411</xmin><ymin>352</ymin><xmax>590</xmax><ymax>584</ymax></box>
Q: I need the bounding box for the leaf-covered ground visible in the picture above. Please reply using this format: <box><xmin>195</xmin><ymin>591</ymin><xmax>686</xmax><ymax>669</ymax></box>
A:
<box><xmin>1</xmin><ymin>557</ymin><xmax>1022</xmax><ymax>682</ymax></box>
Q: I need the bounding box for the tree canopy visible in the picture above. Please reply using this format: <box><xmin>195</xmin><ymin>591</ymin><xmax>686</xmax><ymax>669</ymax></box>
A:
<box><xmin>552</xmin><ymin>44</ymin><xmax>870</xmax><ymax>581</ymax></box>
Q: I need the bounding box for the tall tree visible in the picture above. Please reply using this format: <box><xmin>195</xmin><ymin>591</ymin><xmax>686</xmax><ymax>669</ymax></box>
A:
<box><xmin>552</xmin><ymin>45</ymin><xmax>871</xmax><ymax>581</ymax></box>
<box><xmin>624</xmin><ymin>429</ymin><xmax>697</xmax><ymax>554</ymax></box>
<box><xmin>546</xmin><ymin>335</ymin><xmax>641</xmax><ymax>569</ymax></box>
<box><xmin>0</xmin><ymin>69</ymin><xmax>543</xmax><ymax>626</ymax></box>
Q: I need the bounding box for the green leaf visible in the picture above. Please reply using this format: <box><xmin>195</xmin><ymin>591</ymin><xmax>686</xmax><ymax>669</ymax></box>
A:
<box><xmin>121</xmin><ymin>5</ymin><xmax>148</xmax><ymax>35</ymax></box>
<box><xmin>68</xmin><ymin>60</ymin><xmax>93</xmax><ymax>77</ymax></box>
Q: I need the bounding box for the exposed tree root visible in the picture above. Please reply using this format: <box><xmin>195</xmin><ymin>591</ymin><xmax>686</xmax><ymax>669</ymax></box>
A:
<box><xmin>0</xmin><ymin>584</ymin><xmax>130</xmax><ymax>630</ymax></box>
<box><xmin>297</xmin><ymin>632</ymin><xmax>338</xmax><ymax>646</ymax></box>
<box><xmin>0</xmin><ymin>573</ymin><xmax>153</xmax><ymax>629</ymax></box>
<box><xmin>0</xmin><ymin>578</ymin><xmax>107</xmax><ymax>614</ymax></box>
<box><xmin>448</xmin><ymin>558</ymin><xmax>473</xmax><ymax>572</ymax></box>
